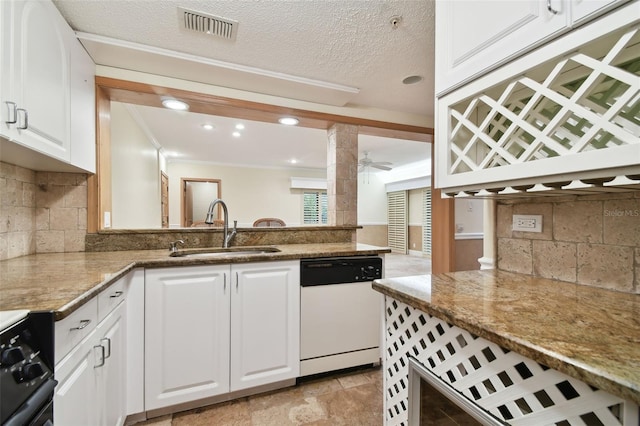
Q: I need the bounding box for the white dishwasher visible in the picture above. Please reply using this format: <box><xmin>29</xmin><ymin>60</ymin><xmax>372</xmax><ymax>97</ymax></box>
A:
<box><xmin>300</xmin><ymin>256</ymin><xmax>383</xmax><ymax>376</ymax></box>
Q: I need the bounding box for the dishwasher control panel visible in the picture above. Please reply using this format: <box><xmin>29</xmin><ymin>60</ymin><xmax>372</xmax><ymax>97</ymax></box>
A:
<box><xmin>300</xmin><ymin>257</ymin><xmax>382</xmax><ymax>286</ymax></box>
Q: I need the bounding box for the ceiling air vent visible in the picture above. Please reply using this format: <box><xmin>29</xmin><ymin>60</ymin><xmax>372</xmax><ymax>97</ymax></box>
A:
<box><xmin>178</xmin><ymin>7</ymin><xmax>238</xmax><ymax>41</ymax></box>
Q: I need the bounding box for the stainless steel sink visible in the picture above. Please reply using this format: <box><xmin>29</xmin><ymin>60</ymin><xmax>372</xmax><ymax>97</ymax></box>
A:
<box><xmin>169</xmin><ymin>246</ymin><xmax>280</xmax><ymax>258</ymax></box>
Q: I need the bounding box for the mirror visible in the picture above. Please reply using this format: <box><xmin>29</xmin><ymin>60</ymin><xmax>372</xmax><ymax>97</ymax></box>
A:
<box><xmin>98</xmin><ymin>79</ymin><xmax>433</xmax><ymax>231</ymax></box>
<box><xmin>182</xmin><ymin>178</ymin><xmax>221</xmax><ymax>227</ymax></box>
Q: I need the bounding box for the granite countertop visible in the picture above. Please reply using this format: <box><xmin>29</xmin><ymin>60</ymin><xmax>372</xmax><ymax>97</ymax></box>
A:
<box><xmin>372</xmin><ymin>270</ymin><xmax>640</xmax><ymax>405</ymax></box>
<box><xmin>0</xmin><ymin>243</ymin><xmax>389</xmax><ymax>319</ymax></box>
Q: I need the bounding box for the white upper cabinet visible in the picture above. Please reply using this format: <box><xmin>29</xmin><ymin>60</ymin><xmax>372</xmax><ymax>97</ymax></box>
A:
<box><xmin>434</xmin><ymin>0</ymin><xmax>640</xmax><ymax>195</ymax></box>
<box><xmin>435</xmin><ymin>0</ymin><xmax>631</xmax><ymax>96</ymax></box>
<box><xmin>0</xmin><ymin>0</ymin><xmax>95</xmax><ymax>173</ymax></box>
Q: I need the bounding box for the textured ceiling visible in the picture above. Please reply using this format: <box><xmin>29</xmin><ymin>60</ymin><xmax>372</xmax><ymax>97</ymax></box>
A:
<box><xmin>53</xmin><ymin>1</ymin><xmax>435</xmax><ymax>172</ymax></box>
<box><xmin>53</xmin><ymin>0</ymin><xmax>435</xmax><ymax>117</ymax></box>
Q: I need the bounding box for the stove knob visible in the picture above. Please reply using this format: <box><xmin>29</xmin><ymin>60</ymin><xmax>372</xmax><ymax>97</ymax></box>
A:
<box><xmin>22</xmin><ymin>362</ymin><xmax>45</xmax><ymax>381</ymax></box>
<box><xmin>1</xmin><ymin>347</ymin><xmax>25</xmax><ymax>366</ymax></box>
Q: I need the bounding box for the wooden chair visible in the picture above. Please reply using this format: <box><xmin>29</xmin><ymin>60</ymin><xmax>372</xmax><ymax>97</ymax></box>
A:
<box><xmin>252</xmin><ymin>218</ymin><xmax>286</xmax><ymax>227</ymax></box>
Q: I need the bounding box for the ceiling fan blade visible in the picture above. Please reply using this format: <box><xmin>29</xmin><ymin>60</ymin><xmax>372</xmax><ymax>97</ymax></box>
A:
<box><xmin>371</xmin><ymin>161</ymin><xmax>392</xmax><ymax>166</ymax></box>
<box><xmin>371</xmin><ymin>164</ymin><xmax>392</xmax><ymax>171</ymax></box>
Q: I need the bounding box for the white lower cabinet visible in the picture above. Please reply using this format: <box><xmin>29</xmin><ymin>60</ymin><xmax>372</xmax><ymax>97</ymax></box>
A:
<box><xmin>231</xmin><ymin>262</ymin><xmax>300</xmax><ymax>391</ymax></box>
<box><xmin>144</xmin><ymin>264</ymin><xmax>230</xmax><ymax>410</ymax></box>
<box><xmin>54</xmin><ymin>272</ymin><xmax>134</xmax><ymax>426</ymax></box>
<box><xmin>144</xmin><ymin>260</ymin><xmax>300</xmax><ymax>411</ymax></box>
<box><xmin>54</xmin><ymin>301</ymin><xmax>126</xmax><ymax>426</ymax></box>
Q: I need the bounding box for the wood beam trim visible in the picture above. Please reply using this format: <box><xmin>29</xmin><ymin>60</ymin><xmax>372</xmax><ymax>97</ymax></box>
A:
<box><xmin>95</xmin><ymin>76</ymin><xmax>433</xmax><ymax>136</ymax></box>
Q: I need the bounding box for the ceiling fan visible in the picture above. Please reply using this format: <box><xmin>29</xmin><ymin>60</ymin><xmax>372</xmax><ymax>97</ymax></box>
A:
<box><xmin>358</xmin><ymin>151</ymin><xmax>393</xmax><ymax>172</ymax></box>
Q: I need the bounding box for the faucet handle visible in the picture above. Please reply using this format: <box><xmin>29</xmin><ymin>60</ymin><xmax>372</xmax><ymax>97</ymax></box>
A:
<box><xmin>232</xmin><ymin>220</ymin><xmax>237</xmax><ymax>230</ymax></box>
<box><xmin>169</xmin><ymin>239</ymin><xmax>184</xmax><ymax>252</ymax></box>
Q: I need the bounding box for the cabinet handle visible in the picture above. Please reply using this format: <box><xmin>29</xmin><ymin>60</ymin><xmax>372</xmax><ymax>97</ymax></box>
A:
<box><xmin>236</xmin><ymin>272</ymin><xmax>239</xmax><ymax>291</ymax></box>
<box><xmin>223</xmin><ymin>273</ymin><xmax>227</xmax><ymax>292</ymax></box>
<box><xmin>5</xmin><ymin>102</ymin><xmax>17</xmax><ymax>124</ymax></box>
<box><xmin>94</xmin><ymin>344</ymin><xmax>105</xmax><ymax>368</ymax></box>
<box><xmin>69</xmin><ymin>319</ymin><xmax>91</xmax><ymax>331</ymax></box>
<box><xmin>16</xmin><ymin>108</ymin><xmax>28</xmax><ymax>130</ymax></box>
<box><xmin>110</xmin><ymin>291</ymin><xmax>124</xmax><ymax>298</ymax></box>
<box><xmin>546</xmin><ymin>0</ymin><xmax>558</xmax><ymax>15</ymax></box>
<box><xmin>101</xmin><ymin>337</ymin><xmax>111</xmax><ymax>359</ymax></box>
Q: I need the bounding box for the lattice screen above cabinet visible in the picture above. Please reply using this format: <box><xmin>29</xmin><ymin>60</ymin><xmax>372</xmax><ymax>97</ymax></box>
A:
<box><xmin>437</xmin><ymin>19</ymin><xmax>640</xmax><ymax>195</ymax></box>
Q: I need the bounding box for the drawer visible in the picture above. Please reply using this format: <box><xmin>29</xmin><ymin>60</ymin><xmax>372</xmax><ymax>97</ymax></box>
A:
<box><xmin>55</xmin><ymin>297</ymin><xmax>98</xmax><ymax>365</ymax></box>
<box><xmin>98</xmin><ymin>277</ymin><xmax>127</xmax><ymax>323</ymax></box>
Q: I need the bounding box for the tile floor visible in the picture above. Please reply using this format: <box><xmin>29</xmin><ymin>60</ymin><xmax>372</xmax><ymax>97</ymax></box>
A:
<box><xmin>133</xmin><ymin>254</ymin><xmax>430</xmax><ymax>426</ymax></box>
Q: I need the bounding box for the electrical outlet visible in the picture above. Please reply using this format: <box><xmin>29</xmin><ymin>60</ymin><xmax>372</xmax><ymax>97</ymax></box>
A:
<box><xmin>104</xmin><ymin>211</ymin><xmax>111</xmax><ymax>228</ymax></box>
<box><xmin>512</xmin><ymin>214</ymin><xmax>542</xmax><ymax>232</ymax></box>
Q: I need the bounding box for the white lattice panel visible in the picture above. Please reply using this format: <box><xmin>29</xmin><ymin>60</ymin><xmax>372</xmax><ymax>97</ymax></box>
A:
<box><xmin>436</xmin><ymin>10</ymin><xmax>640</xmax><ymax>194</ymax></box>
<box><xmin>383</xmin><ymin>298</ymin><xmax>638</xmax><ymax>426</ymax></box>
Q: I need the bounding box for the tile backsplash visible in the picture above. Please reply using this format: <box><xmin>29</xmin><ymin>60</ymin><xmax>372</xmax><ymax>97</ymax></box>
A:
<box><xmin>497</xmin><ymin>192</ymin><xmax>640</xmax><ymax>293</ymax></box>
<box><xmin>1</xmin><ymin>162</ymin><xmax>88</xmax><ymax>260</ymax></box>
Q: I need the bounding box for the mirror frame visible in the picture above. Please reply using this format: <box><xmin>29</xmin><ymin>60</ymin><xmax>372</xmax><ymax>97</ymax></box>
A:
<box><xmin>90</xmin><ymin>76</ymin><xmax>455</xmax><ymax>272</ymax></box>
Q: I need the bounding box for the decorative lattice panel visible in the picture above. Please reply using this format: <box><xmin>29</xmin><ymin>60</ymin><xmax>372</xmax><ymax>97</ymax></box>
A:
<box><xmin>384</xmin><ymin>298</ymin><xmax>637</xmax><ymax>426</ymax></box>
<box><xmin>447</xmin><ymin>24</ymin><xmax>639</xmax><ymax>177</ymax></box>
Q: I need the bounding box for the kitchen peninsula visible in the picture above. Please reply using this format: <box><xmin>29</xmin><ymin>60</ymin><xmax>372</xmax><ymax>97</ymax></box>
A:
<box><xmin>0</xmin><ymin>242</ymin><xmax>389</xmax><ymax>317</ymax></box>
<box><xmin>373</xmin><ymin>270</ymin><xmax>640</xmax><ymax>425</ymax></box>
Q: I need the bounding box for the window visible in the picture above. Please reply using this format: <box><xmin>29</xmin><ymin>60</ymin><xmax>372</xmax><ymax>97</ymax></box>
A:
<box><xmin>303</xmin><ymin>191</ymin><xmax>327</xmax><ymax>224</ymax></box>
<box><xmin>423</xmin><ymin>188</ymin><xmax>432</xmax><ymax>257</ymax></box>
<box><xmin>387</xmin><ymin>191</ymin><xmax>408</xmax><ymax>254</ymax></box>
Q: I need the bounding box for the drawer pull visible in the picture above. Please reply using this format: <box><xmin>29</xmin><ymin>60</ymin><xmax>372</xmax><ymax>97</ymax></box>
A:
<box><xmin>546</xmin><ymin>0</ymin><xmax>558</xmax><ymax>15</ymax></box>
<box><xmin>69</xmin><ymin>319</ymin><xmax>91</xmax><ymax>331</ymax></box>
<box><xmin>101</xmin><ymin>337</ymin><xmax>111</xmax><ymax>359</ymax></box>
<box><xmin>94</xmin><ymin>344</ymin><xmax>105</xmax><ymax>368</ymax></box>
<box><xmin>5</xmin><ymin>102</ymin><xmax>17</xmax><ymax>124</ymax></box>
<box><xmin>110</xmin><ymin>291</ymin><xmax>124</xmax><ymax>298</ymax></box>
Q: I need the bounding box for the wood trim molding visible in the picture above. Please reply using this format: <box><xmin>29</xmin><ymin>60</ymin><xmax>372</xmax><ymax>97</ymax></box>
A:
<box><xmin>95</xmin><ymin>76</ymin><xmax>433</xmax><ymax>135</ymax></box>
<box><xmin>430</xmin><ymin>143</ymin><xmax>455</xmax><ymax>273</ymax></box>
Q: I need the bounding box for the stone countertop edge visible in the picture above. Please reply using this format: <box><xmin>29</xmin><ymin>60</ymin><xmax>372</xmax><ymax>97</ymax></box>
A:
<box><xmin>372</xmin><ymin>271</ymin><xmax>640</xmax><ymax>406</ymax></box>
<box><xmin>0</xmin><ymin>243</ymin><xmax>390</xmax><ymax>321</ymax></box>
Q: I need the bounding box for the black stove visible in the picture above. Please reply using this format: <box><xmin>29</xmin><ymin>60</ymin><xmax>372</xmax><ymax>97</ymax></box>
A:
<box><xmin>0</xmin><ymin>312</ymin><xmax>57</xmax><ymax>425</ymax></box>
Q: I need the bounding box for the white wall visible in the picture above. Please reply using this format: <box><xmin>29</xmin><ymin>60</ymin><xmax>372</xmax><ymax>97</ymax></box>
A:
<box><xmin>455</xmin><ymin>198</ymin><xmax>484</xmax><ymax>235</ymax></box>
<box><xmin>167</xmin><ymin>162</ymin><xmax>325</xmax><ymax>227</ymax></box>
<box><xmin>408</xmin><ymin>189</ymin><xmax>423</xmax><ymax>226</ymax></box>
<box><xmin>357</xmin><ymin>173</ymin><xmax>387</xmax><ymax>225</ymax></box>
<box><xmin>110</xmin><ymin>103</ymin><xmax>162</xmax><ymax>228</ymax></box>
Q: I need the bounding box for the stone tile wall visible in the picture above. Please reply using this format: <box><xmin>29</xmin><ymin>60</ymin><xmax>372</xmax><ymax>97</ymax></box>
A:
<box><xmin>0</xmin><ymin>162</ymin><xmax>88</xmax><ymax>260</ymax></box>
<box><xmin>496</xmin><ymin>192</ymin><xmax>640</xmax><ymax>293</ymax></box>
<box><xmin>327</xmin><ymin>124</ymin><xmax>358</xmax><ymax>228</ymax></box>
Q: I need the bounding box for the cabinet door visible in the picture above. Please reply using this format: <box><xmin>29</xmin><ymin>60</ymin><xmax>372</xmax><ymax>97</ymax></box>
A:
<box><xmin>571</xmin><ymin>0</ymin><xmax>628</xmax><ymax>24</ymax></box>
<box><xmin>96</xmin><ymin>302</ymin><xmax>126</xmax><ymax>426</ymax></box>
<box><xmin>144</xmin><ymin>265</ymin><xmax>230</xmax><ymax>410</ymax></box>
<box><xmin>435</xmin><ymin>0</ymin><xmax>568</xmax><ymax>95</ymax></box>
<box><xmin>54</xmin><ymin>328</ymin><xmax>100</xmax><ymax>426</ymax></box>
<box><xmin>69</xmin><ymin>32</ymin><xmax>96</xmax><ymax>173</ymax></box>
<box><xmin>230</xmin><ymin>261</ymin><xmax>300</xmax><ymax>391</ymax></box>
<box><xmin>5</xmin><ymin>0</ymin><xmax>71</xmax><ymax>160</ymax></box>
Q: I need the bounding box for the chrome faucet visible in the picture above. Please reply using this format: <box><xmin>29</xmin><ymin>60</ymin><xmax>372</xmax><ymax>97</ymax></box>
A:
<box><xmin>205</xmin><ymin>199</ymin><xmax>237</xmax><ymax>248</ymax></box>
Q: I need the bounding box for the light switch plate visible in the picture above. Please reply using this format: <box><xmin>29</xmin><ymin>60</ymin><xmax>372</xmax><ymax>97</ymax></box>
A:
<box><xmin>513</xmin><ymin>214</ymin><xmax>542</xmax><ymax>232</ymax></box>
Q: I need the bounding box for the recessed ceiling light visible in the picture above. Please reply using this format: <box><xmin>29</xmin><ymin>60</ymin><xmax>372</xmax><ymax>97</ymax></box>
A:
<box><xmin>235</xmin><ymin>123</ymin><xmax>245</xmax><ymax>130</ymax></box>
<box><xmin>232</xmin><ymin>131</ymin><xmax>241</xmax><ymax>137</ymax></box>
<box><xmin>289</xmin><ymin>159</ymin><xmax>298</xmax><ymax>164</ymax></box>
<box><xmin>202</xmin><ymin>124</ymin><xmax>214</xmax><ymax>130</ymax></box>
<box><xmin>402</xmin><ymin>75</ymin><xmax>423</xmax><ymax>85</ymax></box>
<box><xmin>161</xmin><ymin>97</ymin><xmax>189</xmax><ymax>111</ymax></box>
<box><xmin>279</xmin><ymin>117</ymin><xmax>299</xmax><ymax>126</ymax></box>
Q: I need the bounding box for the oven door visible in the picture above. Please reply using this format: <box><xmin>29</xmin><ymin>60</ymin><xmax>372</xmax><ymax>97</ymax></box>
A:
<box><xmin>2</xmin><ymin>378</ymin><xmax>57</xmax><ymax>426</ymax></box>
